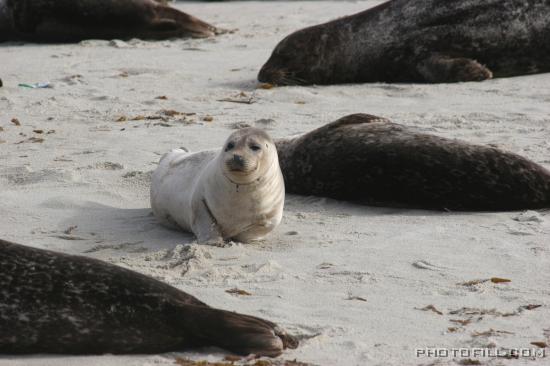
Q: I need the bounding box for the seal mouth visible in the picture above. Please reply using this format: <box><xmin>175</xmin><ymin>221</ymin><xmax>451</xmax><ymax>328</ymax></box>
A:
<box><xmin>258</xmin><ymin>66</ymin><xmax>305</xmax><ymax>86</ymax></box>
<box><xmin>225</xmin><ymin>156</ymin><xmax>257</xmax><ymax>174</ymax></box>
<box><xmin>223</xmin><ymin>161</ymin><xmax>261</xmax><ymax>186</ymax></box>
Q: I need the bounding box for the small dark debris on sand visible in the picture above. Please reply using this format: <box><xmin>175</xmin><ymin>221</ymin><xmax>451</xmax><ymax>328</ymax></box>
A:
<box><xmin>15</xmin><ymin>137</ymin><xmax>44</xmax><ymax>144</ymax></box>
<box><xmin>226</xmin><ymin>288</ymin><xmax>252</xmax><ymax>296</ymax></box>
<box><xmin>175</xmin><ymin>358</ymin><xmax>316</xmax><ymax>366</ymax></box>
<box><xmin>416</xmin><ymin>305</ymin><xmax>443</xmax><ymax>315</ymax></box>
<box><xmin>116</xmin><ymin>110</ymin><xmax>196</xmax><ymax>124</ymax></box>
<box><xmin>218</xmin><ymin>91</ymin><xmax>256</xmax><ymax>104</ymax></box>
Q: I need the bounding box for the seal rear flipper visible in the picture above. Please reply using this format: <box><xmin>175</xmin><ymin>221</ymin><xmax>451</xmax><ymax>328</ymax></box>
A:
<box><xmin>299</xmin><ymin>114</ymin><xmax>392</xmax><ymax>137</ymax></box>
<box><xmin>176</xmin><ymin>305</ymin><xmax>298</xmax><ymax>357</ymax></box>
<box><xmin>149</xmin><ymin>19</ymin><xmax>178</xmax><ymax>32</ymax></box>
<box><xmin>153</xmin><ymin>5</ymin><xmax>217</xmax><ymax>38</ymax></box>
<box><xmin>325</xmin><ymin>113</ymin><xmax>392</xmax><ymax>129</ymax></box>
<box><xmin>417</xmin><ymin>54</ymin><xmax>493</xmax><ymax>83</ymax></box>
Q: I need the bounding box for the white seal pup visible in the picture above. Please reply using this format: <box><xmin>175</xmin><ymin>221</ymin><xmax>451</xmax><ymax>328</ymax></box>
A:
<box><xmin>151</xmin><ymin>128</ymin><xmax>284</xmax><ymax>243</ymax></box>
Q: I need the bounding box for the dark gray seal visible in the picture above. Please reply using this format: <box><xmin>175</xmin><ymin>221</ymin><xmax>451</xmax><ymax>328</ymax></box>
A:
<box><xmin>258</xmin><ymin>0</ymin><xmax>550</xmax><ymax>85</ymax></box>
<box><xmin>275</xmin><ymin>114</ymin><xmax>550</xmax><ymax>211</ymax></box>
<box><xmin>0</xmin><ymin>0</ymin><xmax>218</xmax><ymax>42</ymax></box>
<box><xmin>0</xmin><ymin>239</ymin><xmax>298</xmax><ymax>356</ymax></box>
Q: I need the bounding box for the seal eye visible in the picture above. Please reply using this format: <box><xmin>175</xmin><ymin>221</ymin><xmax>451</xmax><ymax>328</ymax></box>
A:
<box><xmin>225</xmin><ymin>142</ymin><xmax>235</xmax><ymax>152</ymax></box>
<box><xmin>249</xmin><ymin>144</ymin><xmax>261</xmax><ymax>152</ymax></box>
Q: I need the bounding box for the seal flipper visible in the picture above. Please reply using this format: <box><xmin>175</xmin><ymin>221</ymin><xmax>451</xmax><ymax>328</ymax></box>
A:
<box><xmin>190</xmin><ymin>198</ymin><xmax>224</xmax><ymax>244</ymax></box>
<box><xmin>417</xmin><ymin>54</ymin><xmax>493</xmax><ymax>83</ymax></box>
<box><xmin>173</xmin><ymin>305</ymin><xmax>298</xmax><ymax>357</ymax></box>
<box><xmin>149</xmin><ymin>19</ymin><xmax>178</xmax><ymax>32</ymax></box>
<box><xmin>152</xmin><ymin>4</ymin><xmax>218</xmax><ymax>38</ymax></box>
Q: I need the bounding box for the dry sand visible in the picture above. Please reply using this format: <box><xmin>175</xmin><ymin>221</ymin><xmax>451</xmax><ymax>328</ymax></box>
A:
<box><xmin>1</xmin><ymin>1</ymin><xmax>549</xmax><ymax>365</ymax></box>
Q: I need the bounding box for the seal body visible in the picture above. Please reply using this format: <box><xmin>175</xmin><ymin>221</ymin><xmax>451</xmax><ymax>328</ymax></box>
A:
<box><xmin>151</xmin><ymin>128</ymin><xmax>285</xmax><ymax>243</ymax></box>
<box><xmin>259</xmin><ymin>0</ymin><xmax>550</xmax><ymax>85</ymax></box>
<box><xmin>0</xmin><ymin>0</ymin><xmax>217</xmax><ymax>42</ymax></box>
<box><xmin>0</xmin><ymin>239</ymin><xmax>297</xmax><ymax>356</ymax></box>
<box><xmin>276</xmin><ymin>114</ymin><xmax>550</xmax><ymax>211</ymax></box>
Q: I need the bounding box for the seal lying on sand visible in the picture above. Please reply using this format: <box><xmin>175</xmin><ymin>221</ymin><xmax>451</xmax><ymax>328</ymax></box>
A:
<box><xmin>151</xmin><ymin>128</ymin><xmax>285</xmax><ymax>243</ymax></box>
<box><xmin>0</xmin><ymin>0</ymin><xmax>217</xmax><ymax>42</ymax></box>
<box><xmin>258</xmin><ymin>0</ymin><xmax>550</xmax><ymax>85</ymax></box>
<box><xmin>275</xmin><ymin>114</ymin><xmax>550</xmax><ymax>211</ymax></box>
<box><xmin>0</xmin><ymin>239</ymin><xmax>297</xmax><ymax>356</ymax></box>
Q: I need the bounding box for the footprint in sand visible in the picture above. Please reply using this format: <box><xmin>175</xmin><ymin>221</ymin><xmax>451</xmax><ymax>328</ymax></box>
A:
<box><xmin>507</xmin><ymin>210</ymin><xmax>547</xmax><ymax>236</ymax></box>
<box><xmin>0</xmin><ymin>166</ymin><xmax>78</xmax><ymax>186</ymax></box>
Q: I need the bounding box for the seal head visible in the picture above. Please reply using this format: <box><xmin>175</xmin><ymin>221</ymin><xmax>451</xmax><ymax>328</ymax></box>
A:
<box><xmin>222</xmin><ymin>128</ymin><xmax>276</xmax><ymax>185</ymax></box>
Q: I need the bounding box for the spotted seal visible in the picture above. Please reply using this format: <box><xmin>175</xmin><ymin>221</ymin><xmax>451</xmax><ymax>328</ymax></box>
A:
<box><xmin>0</xmin><ymin>239</ymin><xmax>297</xmax><ymax>355</ymax></box>
<box><xmin>275</xmin><ymin>114</ymin><xmax>550</xmax><ymax>211</ymax></box>
<box><xmin>258</xmin><ymin>0</ymin><xmax>550</xmax><ymax>85</ymax></box>
<box><xmin>0</xmin><ymin>0</ymin><xmax>217</xmax><ymax>42</ymax></box>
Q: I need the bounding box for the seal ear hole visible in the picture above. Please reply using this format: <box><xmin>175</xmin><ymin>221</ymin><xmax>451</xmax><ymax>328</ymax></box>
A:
<box><xmin>225</xmin><ymin>142</ymin><xmax>235</xmax><ymax>152</ymax></box>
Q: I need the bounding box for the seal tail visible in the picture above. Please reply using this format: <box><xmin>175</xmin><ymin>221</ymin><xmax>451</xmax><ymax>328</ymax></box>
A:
<box><xmin>153</xmin><ymin>5</ymin><xmax>219</xmax><ymax>38</ymax></box>
<box><xmin>176</xmin><ymin>305</ymin><xmax>298</xmax><ymax>357</ymax></box>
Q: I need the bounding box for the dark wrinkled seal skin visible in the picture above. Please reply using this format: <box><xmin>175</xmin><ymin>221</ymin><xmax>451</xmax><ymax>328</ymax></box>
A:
<box><xmin>275</xmin><ymin>114</ymin><xmax>550</xmax><ymax>211</ymax></box>
<box><xmin>0</xmin><ymin>239</ymin><xmax>298</xmax><ymax>356</ymax></box>
<box><xmin>259</xmin><ymin>0</ymin><xmax>550</xmax><ymax>85</ymax></box>
<box><xmin>0</xmin><ymin>0</ymin><xmax>218</xmax><ymax>42</ymax></box>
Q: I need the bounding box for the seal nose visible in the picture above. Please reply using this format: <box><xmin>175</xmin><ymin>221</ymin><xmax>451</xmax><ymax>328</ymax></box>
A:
<box><xmin>233</xmin><ymin>154</ymin><xmax>245</xmax><ymax>167</ymax></box>
<box><xmin>258</xmin><ymin>65</ymin><xmax>277</xmax><ymax>83</ymax></box>
<box><xmin>258</xmin><ymin>66</ymin><xmax>270</xmax><ymax>83</ymax></box>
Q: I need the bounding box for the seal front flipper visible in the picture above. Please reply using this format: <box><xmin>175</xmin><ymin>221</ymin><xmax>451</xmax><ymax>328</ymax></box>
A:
<box><xmin>417</xmin><ymin>54</ymin><xmax>493</xmax><ymax>83</ymax></box>
<box><xmin>175</xmin><ymin>305</ymin><xmax>298</xmax><ymax>357</ymax></box>
<box><xmin>191</xmin><ymin>198</ymin><xmax>224</xmax><ymax>244</ymax></box>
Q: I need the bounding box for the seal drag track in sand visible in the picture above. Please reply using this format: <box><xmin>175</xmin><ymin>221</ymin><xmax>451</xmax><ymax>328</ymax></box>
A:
<box><xmin>0</xmin><ymin>0</ymin><xmax>217</xmax><ymax>42</ymax></box>
<box><xmin>151</xmin><ymin>128</ymin><xmax>285</xmax><ymax>243</ymax></box>
<box><xmin>0</xmin><ymin>239</ymin><xmax>298</xmax><ymax>356</ymax></box>
<box><xmin>259</xmin><ymin>0</ymin><xmax>550</xmax><ymax>85</ymax></box>
<box><xmin>275</xmin><ymin>114</ymin><xmax>550</xmax><ymax>211</ymax></box>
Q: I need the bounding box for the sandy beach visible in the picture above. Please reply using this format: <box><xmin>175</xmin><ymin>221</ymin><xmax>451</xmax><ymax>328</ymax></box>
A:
<box><xmin>1</xmin><ymin>1</ymin><xmax>550</xmax><ymax>365</ymax></box>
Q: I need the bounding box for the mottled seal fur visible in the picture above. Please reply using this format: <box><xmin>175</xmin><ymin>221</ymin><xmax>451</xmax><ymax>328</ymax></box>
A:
<box><xmin>0</xmin><ymin>0</ymin><xmax>217</xmax><ymax>42</ymax></box>
<box><xmin>151</xmin><ymin>128</ymin><xmax>285</xmax><ymax>244</ymax></box>
<box><xmin>275</xmin><ymin>114</ymin><xmax>550</xmax><ymax>211</ymax></box>
<box><xmin>259</xmin><ymin>0</ymin><xmax>550</xmax><ymax>85</ymax></box>
<box><xmin>0</xmin><ymin>239</ymin><xmax>298</xmax><ymax>356</ymax></box>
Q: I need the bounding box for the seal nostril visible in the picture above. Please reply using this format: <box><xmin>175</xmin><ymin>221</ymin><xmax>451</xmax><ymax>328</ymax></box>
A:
<box><xmin>258</xmin><ymin>67</ymin><xmax>273</xmax><ymax>83</ymax></box>
<box><xmin>233</xmin><ymin>154</ymin><xmax>244</xmax><ymax>166</ymax></box>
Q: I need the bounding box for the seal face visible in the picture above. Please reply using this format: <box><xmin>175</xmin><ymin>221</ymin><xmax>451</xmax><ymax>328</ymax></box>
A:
<box><xmin>151</xmin><ymin>128</ymin><xmax>285</xmax><ymax>243</ymax></box>
<box><xmin>275</xmin><ymin>114</ymin><xmax>550</xmax><ymax>211</ymax></box>
<box><xmin>0</xmin><ymin>239</ymin><xmax>298</xmax><ymax>356</ymax></box>
<box><xmin>0</xmin><ymin>0</ymin><xmax>218</xmax><ymax>42</ymax></box>
<box><xmin>259</xmin><ymin>0</ymin><xmax>550</xmax><ymax>85</ymax></box>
